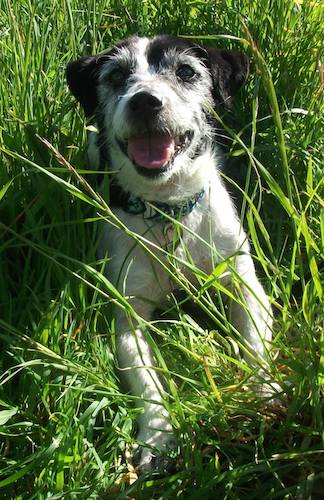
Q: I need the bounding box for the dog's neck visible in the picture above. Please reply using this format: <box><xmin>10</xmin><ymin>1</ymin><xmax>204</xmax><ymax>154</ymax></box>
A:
<box><xmin>109</xmin><ymin>180</ymin><xmax>205</xmax><ymax>221</ymax></box>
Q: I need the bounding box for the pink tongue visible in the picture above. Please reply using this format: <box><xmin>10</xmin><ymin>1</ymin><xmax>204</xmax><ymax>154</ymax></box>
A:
<box><xmin>127</xmin><ymin>134</ymin><xmax>175</xmax><ymax>169</ymax></box>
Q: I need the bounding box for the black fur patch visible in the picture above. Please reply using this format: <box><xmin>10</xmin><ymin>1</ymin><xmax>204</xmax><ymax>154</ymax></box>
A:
<box><xmin>145</xmin><ymin>35</ymin><xmax>249</xmax><ymax>108</ymax></box>
<box><xmin>205</xmin><ymin>48</ymin><xmax>249</xmax><ymax>107</ymax></box>
<box><xmin>146</xmin><ymin>35</ymin><xmax>202</xmax><ymax>67</ymax></box>
<box><xmin>66</xmin><ymin>56</ymin><xmax>104</xmax><ymax>116</ymax></box>
<box><xmin>66</xmin><ymin>38</ymin><xmax>138</xmax><ymax>116</ymax></box>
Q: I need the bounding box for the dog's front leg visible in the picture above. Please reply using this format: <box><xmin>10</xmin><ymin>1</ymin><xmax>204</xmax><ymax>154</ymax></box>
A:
<box><xmin>229</xmin><ymin>253</ymin><xmax>276</xmax><ymax>393</ymax></box>
<box><xmin>115</xmin><ymin>304</ymin><xmax>176</xmax><ymax>473</ymax></box>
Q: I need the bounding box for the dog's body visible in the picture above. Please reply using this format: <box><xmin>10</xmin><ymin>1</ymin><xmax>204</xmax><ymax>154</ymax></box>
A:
<box><xmin>67</xmin><ymin>35</ymin><xmax>273</xmax><ymax>473</ymax></box>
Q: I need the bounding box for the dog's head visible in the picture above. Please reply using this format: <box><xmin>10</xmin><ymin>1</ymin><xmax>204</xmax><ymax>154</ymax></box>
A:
<box><xmin>67</xmin><ymin>35</ymin><xmax>248</xmax><ymax>189</ymax></box>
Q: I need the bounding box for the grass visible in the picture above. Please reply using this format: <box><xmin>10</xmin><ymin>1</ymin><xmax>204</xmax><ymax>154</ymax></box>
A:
<box><xmin>0</xmin><ymin>0</ymin><xmax>323</xmax><ymax>497</ymax></box>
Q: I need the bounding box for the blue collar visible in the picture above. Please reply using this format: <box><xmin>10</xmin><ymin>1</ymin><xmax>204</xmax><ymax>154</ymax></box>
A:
<box><xmin>120</xmin><ymin>188</ymin><xmax>205</xmax><ymax>222</ymax></box>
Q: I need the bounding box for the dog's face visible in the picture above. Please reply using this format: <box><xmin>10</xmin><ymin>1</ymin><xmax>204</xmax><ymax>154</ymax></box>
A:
<box><xmin>67</xmin><ymin>35</ymin><xmax>248</xmax><ymax>188</ymax></box>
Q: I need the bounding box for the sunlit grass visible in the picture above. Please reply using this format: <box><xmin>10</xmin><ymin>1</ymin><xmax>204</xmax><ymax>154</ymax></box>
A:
<box><xmin>0</xmin><ymin>0</ymin><xmax>323</xmax><ymax>497</ymax></box>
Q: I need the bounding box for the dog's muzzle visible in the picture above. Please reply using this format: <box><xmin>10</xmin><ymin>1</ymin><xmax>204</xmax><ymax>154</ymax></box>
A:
<box><xmin>116</xmin><ymin>91</ymin><xmax>194</xmax><ymax>177</ymax></box>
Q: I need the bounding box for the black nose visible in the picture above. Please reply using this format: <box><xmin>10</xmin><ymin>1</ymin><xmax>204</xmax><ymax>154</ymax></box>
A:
<box><xmin>129</xmin><ymin>91</ymin><xmax>163</xmax><ymax>115</ymax></box>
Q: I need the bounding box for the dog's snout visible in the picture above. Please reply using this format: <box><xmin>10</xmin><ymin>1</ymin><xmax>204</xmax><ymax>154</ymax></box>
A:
<box><xmin>129</xmin><ymin>91</ymin><xmax>163</xmax><ymax>115</ymax></box>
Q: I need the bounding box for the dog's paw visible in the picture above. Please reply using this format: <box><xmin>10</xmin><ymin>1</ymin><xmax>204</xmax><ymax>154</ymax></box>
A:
<box><xmin>250</xmin><ymin>370</ymin><xmax>286</xmax><ymax>403</ymax></box>
<box><xmin>132</xmin><ymin>430</ymin><xmax>178</xmax><ymax>476</ymax></box>
<box><xmin>256</xmin><ymin>380</ymin><xmax>282</xmax><ymax>398</ymax></box>
<box><xmin>133</xmin><ymin>447</ymin><xmax>178</xmax><ymax>475</ymax></box>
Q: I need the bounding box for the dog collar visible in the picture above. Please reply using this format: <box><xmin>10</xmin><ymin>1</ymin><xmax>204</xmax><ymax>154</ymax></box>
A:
<box><xmin>113</xmin><ymin>184</ymin><xmax>205</xmax><ymax>222</ymax></box>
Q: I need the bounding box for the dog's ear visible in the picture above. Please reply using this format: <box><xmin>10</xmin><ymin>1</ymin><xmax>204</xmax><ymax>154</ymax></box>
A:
<box><xmin>66</xmin><ymin>55</ymin><xmax>105</xmax><ymax>116</ymax></box>
<box><xmin>203</xmin><ymin>48</ymin><xmax>249</xmax><ymax>108</ymax></box>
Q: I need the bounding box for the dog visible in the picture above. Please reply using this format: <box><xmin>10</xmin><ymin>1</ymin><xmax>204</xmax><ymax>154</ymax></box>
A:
<box><xmin>67</xmin><ymin>35</ymin><xmax>273</xmax><ymax>473</ymax></box>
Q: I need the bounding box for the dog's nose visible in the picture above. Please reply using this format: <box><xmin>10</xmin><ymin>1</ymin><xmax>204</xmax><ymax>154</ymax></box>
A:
<box><xmin>129</xmin><ymin>92</ymin><xmax>163</xmax><ymax>114</ymax></box>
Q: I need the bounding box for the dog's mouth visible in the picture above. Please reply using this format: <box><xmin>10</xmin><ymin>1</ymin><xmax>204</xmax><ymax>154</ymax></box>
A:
<box><xmin>117</xmin><ymin>131</ymin><xmax>193</xmax><ymax>174</ymax></box>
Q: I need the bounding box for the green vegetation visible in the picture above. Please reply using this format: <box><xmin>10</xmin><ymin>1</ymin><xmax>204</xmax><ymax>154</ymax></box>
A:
<box><xmin>0</xmin><ymin>0</ymin><xmax>323</xmax><ymax>497</ymax></box>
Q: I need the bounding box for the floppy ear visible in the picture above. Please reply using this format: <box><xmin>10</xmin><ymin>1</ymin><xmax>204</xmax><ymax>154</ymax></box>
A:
<box><xmin>204</xmin><ymin>48</ymin><xmax>249</xmax><ymax>108</ymax></box>
<box><xmin>66</xmin><ymin>56</ymin><xmax>105</xmax><ymax>116</ymax></box>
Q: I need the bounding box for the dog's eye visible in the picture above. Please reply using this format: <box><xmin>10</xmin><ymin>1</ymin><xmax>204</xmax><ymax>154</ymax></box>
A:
<box><xmin>109</xmin><ymin>68</ymin><xmax>126</xmax><ymax>86</ymax></box>
<box><xmin>176</xmin><ymin>64</ymin><xmax>196</xmax><ymax>81</ymax></box>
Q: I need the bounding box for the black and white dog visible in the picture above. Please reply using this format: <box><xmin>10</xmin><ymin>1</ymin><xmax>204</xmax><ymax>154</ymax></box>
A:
<box><xmin>67</xmin><ymin>35</ymin><xmax>273</xmax><ymax>473</ymax></box>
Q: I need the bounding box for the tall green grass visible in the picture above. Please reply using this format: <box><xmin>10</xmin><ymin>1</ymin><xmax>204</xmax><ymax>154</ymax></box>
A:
<box><xmin>0</xmin><ymin>0</ymin><xmax>323</xmax><ymax>497</ymax></box>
